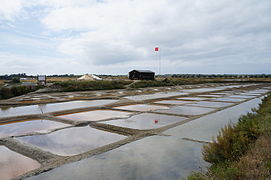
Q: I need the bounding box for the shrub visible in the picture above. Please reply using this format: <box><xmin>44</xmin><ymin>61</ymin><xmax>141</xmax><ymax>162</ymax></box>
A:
<box><xmin>203</xmin><ymin>115</ymin><xmax>261</xmax><ymax>165</ymax></box>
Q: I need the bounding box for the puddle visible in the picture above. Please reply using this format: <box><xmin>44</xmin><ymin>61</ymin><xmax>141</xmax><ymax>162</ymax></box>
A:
<box><xmin>165</xmin><ymin>97</ymin><xmax>263</xmax><ymax>142</ymax></box>
<box><xmin>238</xmin><ymin>92</ymin><xmax>262</xmax><ymax>96</ymax></box>
<box><xmin>154</xmin><ymin>100</ymin><xmax>192</xmax><ymax>105</ymax></box>
<box><xmin>17</xmin><ymin>126</ymin><xmax>126</xmax><ymax>156</ymax></box>
<box><xmin>102</xmin><ymin>113</ymin><xmax>187</xmax><ymax>130</ymax></box>
<box><xmin>0</xmin><ymin>146</ymin><xmax>40</xmax><ymax>180</ymax></box>
<box><xmin>26</xmin><ymin>136</ymin><xmax>208</xmax><ymax>180</ymax></box>
<box><xmin>228</xmin><ymin>95</ymin><xmax>256</xmax><ymax>99</ymax></box>
<box><xmin>197</xmin><ymin>94</ymin><xmax>222</xmax><ymax>98</ymax></box>
<box><xmin>216</xmin><ymin>85</ymin><xmax>245</xmax><ymax>89</ymax></box>
<box><xmin>247</xmin><ymin>89</ymin><xmax>270</xmax><ymax>94</ymax></box>
<box><xmin>187</xmin><ymin>101</ymin><xmax>233</xmax><ymax>108</ymax></box>
<box><xmin>181</xmin><ymin>88</ymin><xmax>222</xmax><ymax>93</ymax></box>
<box><xmin>177</xmin><ymin>97</ymin><xmax>210</xmax><ymax>101</ymax></box>
<box><xmin>154</xmin><ymin>106</ymin><xmax>215</xmax><ymax>116</ymax></box>
<box><xmin>0</xmin><ymin>100</ymin><xmax>118</xmax><ymax>118</ymax></box>
<box><xmin>213</xmin><ymin>97</ymin><xmax>246</xmax><ymax>102</ymax></box>
<box><xmin>0</xmin><ymin>119</ymin><xmax>70</xmax><ymax>138</ymax></box>
<box><xmin>180</xmin><ymin>85</ymin><xmax>247</xmax><ymax>94</ymax></box>
<box><xmin>124</xmin><ymin>92</ymin><xmax>188</xmax><ymax>101</ymax></box>
<box><xmin>211</xmin><ymin>92</ymin><xmax>230</xmax><ymax>95</ymax></box>
<box><xmin>58</xmin><ymin>110</ymin><xmax>132</xmax><ymax>122</ymax></box>
<box><xmin>114</xmin><ymin>104</ymin><xmax>169</xmax><ymax>112</ymax></box>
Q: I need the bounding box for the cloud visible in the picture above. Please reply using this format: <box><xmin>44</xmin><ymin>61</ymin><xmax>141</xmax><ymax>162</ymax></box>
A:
<box><xmin>0</xmin><ymin>0</ymin><xmax>22</xmax><ymax>21</ymax></box>
<box><xmin>0</xmin><ymin>0</ymin><xmax>271</xmax><ymax>74</ymax></box>
<box><xmin>44</xmin><ymin>0</ymin><xmax>270</xmax><ymax>68</ymax></box>
<box><xmin>0</xmin><ymin>52</ymin><xmax>81</xmax><ymax>74</ymax></box>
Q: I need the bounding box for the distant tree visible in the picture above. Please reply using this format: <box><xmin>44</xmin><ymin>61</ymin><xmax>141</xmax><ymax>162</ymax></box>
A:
<box><xmin>11</xmin><ymin>77</ymin><xmax>20</xmax><ymax>83</ymax></box>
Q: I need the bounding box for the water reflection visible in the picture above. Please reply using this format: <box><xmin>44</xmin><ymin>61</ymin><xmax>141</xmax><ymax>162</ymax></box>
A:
<box><xmin>26</xmin><ymin>136</ymin><xmax>208</xmax><ymax>180</ymax></box>
<box><xmin>58</xmin><ymin>110</ymin><xmax>132</xmax><ymax>122</ymax></box>
<box><xmin>165</xmin><ymin>97</ymin><xmax>263</xmax><ymax>142</ymax></box>
<box><xmin>198</xmin><ymin>94</ymin><xmax>222</xmax><ymax>98</ymax></box>
<box><xmin>114</xmin><ymin>104</ymin><xmax>169</xmax><ymax>112</ymax></box>
<box><xmin>102</xmin><ymin>113</ymin><xmax>187</xmax><ymax>130</ymax></box>
<box><xmin>124</xmin><ymin>92</ymin><xmax>188</xmax><ymax>101</ymax></box>
<box><xmin>213</xmin><ymin>97</ymin><xmax>246</xmax><ymax>102</ymax></box>
<box><xmin>177</xmin><ymin>97</ymin><xmax>210</xmax><ymax>101</ymax></box>
<box><xmin>0</xmin><ymin>119</ymin><xmax>70</xmax><ymax>138</ymax></box>
<box><xmin>17</xmin><ymin>126</ymin><xmax>126</xmax><ymax>156</ymax></box>
<box><xmin>187</xmin><ymin>101</ymin><xmax>233</xmax><ymax>108</ymax></box>
<box><xmin>155</xmin><ymin>106</ymin><xmax>215</xmax><ymax>116</ymax></box>
<box><xmin>0</xmin><ymin>100</ymin><xmax>118</xmax><ymax>118</ymax></box>
<box><xmin>181</xmin><ymin>87</ymin><xmax>222</xmax><ymax>93</ymax></box>
<box><xmin>0</xmin><ymin>146</ymin><xmax>40</xmax><ymax>180</ymax></box>
<box><xmin>154</xmin><ymin>100</ymin><xmax>192</xmax><ymax>105</ymax></box>
<box><xmin>229</xmin><ymin>95</ymin><xmax>256</xmax><ymax>99</ymax></box>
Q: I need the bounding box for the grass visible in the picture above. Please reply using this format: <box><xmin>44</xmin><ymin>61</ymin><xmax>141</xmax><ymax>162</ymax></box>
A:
<box><xmin>0</xmin><ymin>80</ymin><xmax>5</xmax><ymax>87</ymax></box>
<box><xmin>0</xmin><ymin>85</ymin><xmax>39</xmax><ymax>100</ymax></box>
<box><xmin>128</xmin><ymin>78</ymin><xmax>213</xmax><ymax>88</ymax></box>
<box><xmin>2</xmin><ymin>76</ymin><xmax>269</xmax><ymax>100</ymax></box>
<box><xmin>129</xmin><ymin>78</ymin><xmax>271</xmax><ymax>89</ymax></box>
<box><xmin>187</xmin><ymin>93</ymin><xmax>271</xmax><ymax>180</ymax></box>
<box><xmin>129</xmin><ymin>79</ymin><xmax>174</xmax><ymax>88</ymax></box>
<box><xmin>46</xmin><ymin>77</ymin><xmax>78</xmax><ymax>83</ymax></box>
<box><xmin>233</xmin><ymin>134</ymin><xmax>271</xmax><ymax>179</ymax></box>
<box><xmin>54</xmin><ymin>80</ymin><xmax>132</xmax><ymax>92</ymax></box>
<box><xmin>50</xmin><ymin>77</ymin><xmax>271</xmax><ymax>92</ymax></box>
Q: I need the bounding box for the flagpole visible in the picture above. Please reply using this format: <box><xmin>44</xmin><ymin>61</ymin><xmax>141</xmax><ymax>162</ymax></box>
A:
<box><xmin>159</xmin><ymin>49</ymin><xmax>161</xmax><ymax>76</ymax></box>
<box><xmin>155</xmin><ymin>47</ymin><xmax>160</xmax><ymax>77</ymax></box>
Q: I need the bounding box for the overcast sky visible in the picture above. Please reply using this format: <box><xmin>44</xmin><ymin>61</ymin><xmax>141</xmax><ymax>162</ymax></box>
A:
<box><xmin>0</xmin><ymin>0</ymin><xmax>271</xmax><ymax>75</ymax></box>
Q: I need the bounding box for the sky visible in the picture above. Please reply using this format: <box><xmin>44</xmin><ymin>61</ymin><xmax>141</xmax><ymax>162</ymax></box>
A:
<box><xmin>0</xmin><ymin>0</ymin><xmax>271</xmax><ymax>75</ymax></box>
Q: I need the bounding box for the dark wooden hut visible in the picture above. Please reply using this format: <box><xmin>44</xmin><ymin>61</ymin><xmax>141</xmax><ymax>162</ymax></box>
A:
<box><xmin>129</xmin><ymin>70</ymin><xmax>155</xmax><ymax>80</ymax></box>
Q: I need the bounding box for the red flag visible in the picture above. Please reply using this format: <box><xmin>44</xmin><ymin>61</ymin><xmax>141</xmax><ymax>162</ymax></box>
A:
<box><xmin>155</xmin><ymin>47</ymin><xmax>159</xmax><ymax>51</ymax></box>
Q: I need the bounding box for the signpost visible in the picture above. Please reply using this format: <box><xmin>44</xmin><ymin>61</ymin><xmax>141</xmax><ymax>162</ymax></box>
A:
<box><xmin>37</xmin><ymin>75</ymin><xmax>46</xmax><ymax>85</ymax></box>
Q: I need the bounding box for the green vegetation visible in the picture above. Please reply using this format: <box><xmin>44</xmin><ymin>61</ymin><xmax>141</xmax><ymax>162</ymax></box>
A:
<box><xmin>128</xmin><ymin>78</ymin><xmax>210</xmax><ymax>88</ymax></box>
<box><xmin>11</xmin><ymin>77</ymin><xmax>20</xmax><ymax>83</ymax></box>
<box><xmin>54</xmin><ymin>80</ymin><xmax>132</xmax><ymax>92</ymax></box>
<box><xmin>129</xmin><ymin>79</ymin><xmax>174</xmax><ymax>88</ymax></box>
<box><xmin>128</xmin><ymin>78</ymin><xmax>271</xmax><ymax>89</ymax></box>
<box><xmin>0</xmin><ymin>85</ymin><xmax>39</xmax><ymax>99</ymax></box>
<box><xmin>187</xmin><ymin>93</ymin><xmax>271</xmax><ymax>180</ymax></box>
